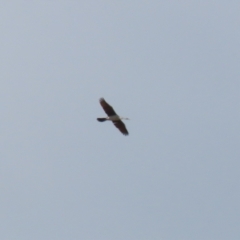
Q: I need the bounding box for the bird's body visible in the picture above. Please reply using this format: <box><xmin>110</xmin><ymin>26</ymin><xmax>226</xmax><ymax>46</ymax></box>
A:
<box><xmin>98</xmin><ymin>115</ymin><xmax>121</xmax><ymax>121</ymax></box>
<box><xmin>97</xmin><ymin>98</ymin><xmax>129</xmax><ymax>135</ymax></box>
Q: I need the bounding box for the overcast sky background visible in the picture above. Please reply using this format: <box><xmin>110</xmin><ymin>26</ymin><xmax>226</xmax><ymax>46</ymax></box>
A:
<box><xmin>0</xmin><ymin>1</ymin><xmax>239</xmax><ymax>240</ymax></box>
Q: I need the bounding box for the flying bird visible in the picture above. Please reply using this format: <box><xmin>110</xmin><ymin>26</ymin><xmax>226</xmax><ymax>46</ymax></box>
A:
<box><xmin>97</xmin><ymin>98</ymin><xmax>129</xmax><ymax>135</ymax></box>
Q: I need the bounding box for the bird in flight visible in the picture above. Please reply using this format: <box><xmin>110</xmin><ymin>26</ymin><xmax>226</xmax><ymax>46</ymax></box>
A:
<box><xmin>97</xmin><ymin>98</ymin><xmax>129</xmax><ymax>135</ymax></box>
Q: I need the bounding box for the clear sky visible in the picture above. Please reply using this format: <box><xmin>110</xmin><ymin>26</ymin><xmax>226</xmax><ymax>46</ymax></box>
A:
<box><xmin>0</xmin><ymin>1</ymin><xmax>239</xmax><ymax>239</ymax></box>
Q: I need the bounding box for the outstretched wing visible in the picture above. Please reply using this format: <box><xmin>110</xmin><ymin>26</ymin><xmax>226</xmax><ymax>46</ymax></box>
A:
<box><xmin>113</xmin><ymin>120</ymin><xmax>129</xmax><ymax>135</ymax></box>
<box><xmin>99</xmin><ymin>98</ymin><xmax>117</xmax><ymax>116</ymax></box>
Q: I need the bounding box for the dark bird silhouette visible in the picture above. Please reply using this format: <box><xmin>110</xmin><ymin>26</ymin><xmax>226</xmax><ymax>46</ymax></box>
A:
<box><xmin>97</xmin><ymin>98</ymin><xmax>129</xmax><ymax>135</ymax></box>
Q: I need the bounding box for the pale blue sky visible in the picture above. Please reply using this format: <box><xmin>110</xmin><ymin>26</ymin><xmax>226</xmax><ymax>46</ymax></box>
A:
<box><xmin>0</xmin><ymin>1</ymin><xmax>239</xmax><ymax>239</ymax></box>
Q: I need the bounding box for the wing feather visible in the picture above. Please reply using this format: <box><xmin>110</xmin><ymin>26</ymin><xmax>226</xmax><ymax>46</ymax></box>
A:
<box><xmin>113</xmin><ymin>120</ymin><xmax>129</xmax><ymax>135</ymax></box>
<box><xmin>99</xmin><ymin>98</ymin><xmax>116</xmax><ymax>116</ymax></box>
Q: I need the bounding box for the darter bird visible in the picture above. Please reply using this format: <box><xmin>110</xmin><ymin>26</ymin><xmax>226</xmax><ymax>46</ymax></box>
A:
<box><xmin>97</xmin><ymin>98</ymin><xmax>129</xmax><ymax>136</ymax></box>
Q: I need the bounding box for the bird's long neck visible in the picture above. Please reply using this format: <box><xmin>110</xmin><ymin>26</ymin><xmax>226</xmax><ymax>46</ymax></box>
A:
<box><xmin>120</xmin><ymin>117</ymin><xmax>129</xmax><ymax>120</ymax></box>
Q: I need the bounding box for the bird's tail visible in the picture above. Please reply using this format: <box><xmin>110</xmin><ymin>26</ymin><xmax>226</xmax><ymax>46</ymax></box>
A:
<box><xmin>97</xmin><ymin>118</ymin><xmax>107</xmax><ymax>122</ymax></box>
